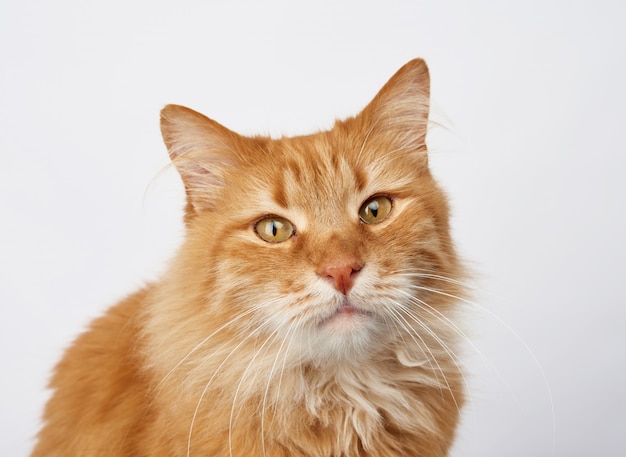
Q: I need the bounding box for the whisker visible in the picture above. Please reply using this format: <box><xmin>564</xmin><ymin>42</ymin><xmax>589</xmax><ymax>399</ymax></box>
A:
<box><xmin>391</xmin><ymin>300</ymin><xmax>466</xmax><ymax>416</ymax></box>
<box><xmin>406</xmin><ymin>283</ymin><xmax>531</xmax><ymax>388</ymax></box>
<box><xmin>398</xmin><ymin>286</ymin><xmax>482</xmax><ymax>362</ymax></box>
<box><xmin>187</xmin><ymin>337</ymin><xmax>252</xmax><ymax>457</ymax></box>
<box><xmin>448</xmin><ymin>294</ymin><xmax>557</xmax><ymax>456</ymax></box>
<box><xmin>391</xmin><ymin>270</ymin><xmax>510</xmax><ymax>382</ymax></box>
<box><xmin>229</xmin><ymin>327</ymin><xmax>282</xmax><ymax>457</ymax></box>
<box><xmin>395</xmin><ymin>284</ymin><xmax>507</xmax><ymax>431</ymax></box>
<box><xmin>384</xmin><ymin>305</ymin><xmax>445</xmax><ymax>387</ymax></box>
<box><xmin>260</xmin><ymin>316</ymin><xmax>302</xmax><ymax>457</ymax></box>
<box><xmin>154</xmin><ymin>304</ymin><xmax>265</xmax><ymax>393</ymax></box>
<box><xmin>187</xmin><ymin>302</ymin><xmax>279</xmax><ymax>457</ymax></box>
<box><xmin>397</xmin><ymin>297</ymin><xmax>464</xmax><ymax>367</ymax></box>
<box><xmin>393</xmin><ymin>270</ymin><xmax>471</xmax><ymax>287</ymax></box>
<box><xmin>391</xmin><ymin>300</ymin><xmax>464</xmax><ymax>408</ymax></box>
<box><xmin>399</xmin><ymin>277</ymin><xmax>556</xmax><ymax>456</ymax></box>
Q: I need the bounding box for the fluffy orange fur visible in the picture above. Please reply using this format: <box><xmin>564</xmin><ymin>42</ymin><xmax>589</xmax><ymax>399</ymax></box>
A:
<box><xmin>32</xmin><ymin>59</ymin><xmax>466</xmax><ymax>457</ymax></box>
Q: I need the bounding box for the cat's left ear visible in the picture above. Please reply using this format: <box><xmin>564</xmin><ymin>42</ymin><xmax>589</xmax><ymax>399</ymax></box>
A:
<box><xmin>358</xmin><ymin>58</ymin><xmax>431</xmax><ymax>155</ymax></box>
<box><xmin>160</xmin><ymin>104</ymin><xmax>241</xmax><ymax>214</ymax></box>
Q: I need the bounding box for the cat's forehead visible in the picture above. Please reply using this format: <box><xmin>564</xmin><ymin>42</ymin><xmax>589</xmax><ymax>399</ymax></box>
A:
<box><xmin>263</xmin><ymin>136</ymin><xmax>367</xmax><ymax>210</ymax></box>
<box><xmin>225</xmin><ymin>126</ymin><xmax>422</xmax><ymax>229</ymax></box>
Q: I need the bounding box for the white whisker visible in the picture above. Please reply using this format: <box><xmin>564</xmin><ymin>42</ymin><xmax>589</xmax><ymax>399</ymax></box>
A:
<box><xmin>395</xmin><ymin>270</ymin><xmax>556</xmax><ymax>455</ymax></box>
<box><xmin>392</xmin><ymin>300</ymin><xmax>465</xmax><ymax>415</ymax></box>
<box><xmin>228</xmin><ymin>327</ymin><xmax>282</xmax><ymax>457</ymax></box>
<box><xmin>385</xmin><ymin>305</ymin><xmax>445</xmax><ymax>387</ymax></box>
<box><xmin>154</xmin><ymin>305</ymin><xmax>263</xmax><ymax>393</ymax></box>
<box><xmin>260</xmin><ymin>316</ymin><xmax>302</xmax><ymax>457</ymax></box>
<box><xmin>186</xmin><ymin>301</ymin><xmax>279</xmax><ymax>457</ymax></box>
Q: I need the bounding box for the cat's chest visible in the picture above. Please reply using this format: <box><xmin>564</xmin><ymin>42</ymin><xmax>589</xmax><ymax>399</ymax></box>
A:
<box><xmin>259</xmin><ymin>364</ymin><xmax>433</xmax><ymax>454</ymax></box>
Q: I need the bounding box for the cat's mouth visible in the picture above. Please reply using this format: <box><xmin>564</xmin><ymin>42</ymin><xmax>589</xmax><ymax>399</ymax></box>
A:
<box><xmin>320</xmin><ymin>300</ymin><xmax>373</xmax><ymax>330</ymax></box>
<box><xmin>335</xmin><ymin>302</ymin><xmax>364</xmax><ymax>316</ymax></box>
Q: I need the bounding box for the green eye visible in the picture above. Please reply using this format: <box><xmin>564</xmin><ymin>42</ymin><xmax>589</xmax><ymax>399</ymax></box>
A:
<box><xmin>359</xmin><ymin>195</ymin><xmax>393</xmax><ymax>224</ymax></box>
<box><xmin>254</xmin><ymin>216</ymin><xmax>295</xmax><ymax>243</ymax></box>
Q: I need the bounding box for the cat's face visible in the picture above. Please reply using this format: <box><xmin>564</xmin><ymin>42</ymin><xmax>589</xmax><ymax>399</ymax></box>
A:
<box><xmin>159</xmin><ymin>59</ymin><xmax>461</xmax><ymax>368</ymax></box>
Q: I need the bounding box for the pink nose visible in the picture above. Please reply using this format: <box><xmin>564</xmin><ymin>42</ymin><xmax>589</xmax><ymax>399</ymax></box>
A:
<box><xmin>318</xmin><ymin>260</ymin><xmax>363</xmax><ymax>295</ymax></box>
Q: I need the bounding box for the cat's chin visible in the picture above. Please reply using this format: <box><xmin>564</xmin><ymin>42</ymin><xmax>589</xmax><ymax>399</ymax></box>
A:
<box><xmin>303</xmin><ymin>300</ymin><xmax>383</xmax><ymax>363</ymax></box>
<box><xmin>321</xmin><ymin>301</ymin><xmax>373</xmax><ymax>333</ymax></box>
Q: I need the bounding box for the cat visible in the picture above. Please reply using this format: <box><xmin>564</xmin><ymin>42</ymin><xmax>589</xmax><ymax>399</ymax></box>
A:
<box><xmin>31</xmin><ymin>58</ymin><xmax>466</xmax><ymax>457</ymax></box>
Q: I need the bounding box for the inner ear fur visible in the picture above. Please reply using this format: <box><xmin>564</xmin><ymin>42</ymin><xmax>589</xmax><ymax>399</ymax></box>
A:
<box><xmin>160</xmin><ymin>104</ymin><xmax>243</xmax><ymax>214</ymax></box>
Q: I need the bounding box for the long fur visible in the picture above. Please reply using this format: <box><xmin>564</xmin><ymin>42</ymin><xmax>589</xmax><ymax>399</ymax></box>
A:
<box><xmin>32</xmin><ymin>58</ymin><xmax>466</xmax><ymax>457</ymax></box>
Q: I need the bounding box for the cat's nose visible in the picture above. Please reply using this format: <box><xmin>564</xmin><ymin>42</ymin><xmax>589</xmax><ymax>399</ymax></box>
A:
<box><xmin>318</xmin><ymin>260</ymin><xmax>363</xmax><ymax>295</ymax></box>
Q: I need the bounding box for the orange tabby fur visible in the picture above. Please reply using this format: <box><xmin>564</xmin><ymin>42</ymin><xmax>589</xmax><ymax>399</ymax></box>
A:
<box><xmin>32</xmin><ymin>59</ymin><xmax>465</xmax><ymax>457</ymax></box>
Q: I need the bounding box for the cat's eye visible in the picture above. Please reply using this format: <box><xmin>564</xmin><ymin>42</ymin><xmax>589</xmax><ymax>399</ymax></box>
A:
<box><xmin>254</xmin><ymin>216</ymin><xmax>295</xmax><ymax>243</ymax></box>
<box><xmin>359</xmin><ymin>195</ymin><xmax>393</xmax><ymax>224</ymax></box>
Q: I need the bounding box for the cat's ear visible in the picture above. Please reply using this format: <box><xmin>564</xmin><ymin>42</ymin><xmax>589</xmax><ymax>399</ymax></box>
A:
<box><xmin>160</xmin><ymin>104</ymin><xmax>240</xmax><ymax>214</ymax></box>
<box><xmin>359</xmin><ymin>58</ymin><xmax>431</xmax><ymax>155</ymax></box>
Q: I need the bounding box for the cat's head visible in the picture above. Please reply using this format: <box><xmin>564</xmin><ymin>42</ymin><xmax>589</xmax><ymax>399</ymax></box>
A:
<box><xmin>158</xmin><ymin>59</ymin><xmax>462</xmax><ymax>368</ymax></box>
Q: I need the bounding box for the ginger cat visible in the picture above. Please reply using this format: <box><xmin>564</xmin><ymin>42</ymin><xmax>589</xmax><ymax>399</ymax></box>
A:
<box><xmin>32</xmin><ymin>58</ymin><xmax>466</xmax><ymax>457</ymax></box>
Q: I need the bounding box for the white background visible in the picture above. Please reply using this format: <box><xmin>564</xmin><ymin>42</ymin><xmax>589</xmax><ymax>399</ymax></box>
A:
<box><xmin>2</xmin><ymin>1</ymin><xmax>625</xmax><ymax>456</ymax></box>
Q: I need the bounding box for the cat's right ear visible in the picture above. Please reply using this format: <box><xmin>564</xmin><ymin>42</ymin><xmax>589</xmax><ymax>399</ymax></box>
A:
<box><xmin>160</xmin><ymin>104</ymin><xmax>239</xmax><ymax>214</ymax></box>
<box><xmin>356</xmin><ymin>58</ymin><xmax>431</xmax><ymax>159</ymax></box>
